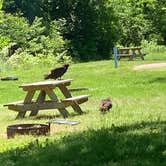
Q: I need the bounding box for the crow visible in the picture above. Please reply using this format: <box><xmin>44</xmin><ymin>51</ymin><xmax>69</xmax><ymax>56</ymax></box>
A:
<box><xmin>44</xmin><ymin>64</ymin><xmax>69</xmax><ymax>80</ymax></box>
<box><xmin>100</xmin><ymin>98</ymin><xmax>112</xmax><ymax>113</ymax></box>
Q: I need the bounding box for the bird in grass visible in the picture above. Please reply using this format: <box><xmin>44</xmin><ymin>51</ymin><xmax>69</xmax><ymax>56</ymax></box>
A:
<box><xmin>100</xmin><ymin>98</ymin><xmax>112</xmax><ymax>113</ymax></box>
<box><xmin>44</xmin><ymin>64</ymin><xmax>69</xmax><ymax>80</ymax></box>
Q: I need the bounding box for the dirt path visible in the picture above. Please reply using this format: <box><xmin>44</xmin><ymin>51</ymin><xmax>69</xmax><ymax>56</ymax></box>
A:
<box><xmin>134</xmin><ymin>62</ymin><xmax>166</xmax><ymax>70</ymax></box>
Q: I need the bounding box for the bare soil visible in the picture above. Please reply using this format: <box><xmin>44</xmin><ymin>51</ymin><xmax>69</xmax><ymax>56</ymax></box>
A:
<box><xmin>134</xmin><ymin>62</ymin><xmax>166</xmax><ymax>70</ymax></box>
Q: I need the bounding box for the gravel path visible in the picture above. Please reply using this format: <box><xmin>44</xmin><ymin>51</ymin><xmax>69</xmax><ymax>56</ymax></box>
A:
<box><xmin>134</xmin><ymin>62</ymin><xmax>166</xmax><ymax>70</ymax></box>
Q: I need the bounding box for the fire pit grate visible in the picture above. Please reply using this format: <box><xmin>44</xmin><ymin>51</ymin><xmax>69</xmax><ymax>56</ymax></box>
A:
<box><xmin>7</xmin><ymin>123</ymin><xmax>50</xmax><ymax>138</ymax></box>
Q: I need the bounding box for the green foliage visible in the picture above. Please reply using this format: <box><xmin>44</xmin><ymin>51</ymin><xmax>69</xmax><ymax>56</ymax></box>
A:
<box><xmin>0</xmin><ymin>12</ymin><xmax>72</xmax><ymax>65</ymax></box>
<box><xmin>0</xmin><ymin>12</ymin><xmax>29</xmax><ymax>46</ymax></box>
<box><xmin>50</xmin><ymin>0</ymin><xmax>120</xmax><ymax>61</ymax></box>
<box><xmin>0</xmin><ymin>35</ymin><xmax>10</xmax><ymax>49</ymax></box>
<box><xmin>141</xmin><ymin>40</ymin><xmax>166</xmax><ymax>54</ymax></box>
<box><xmin>2</xmin><ymin>0</ymin><xmax>49</xmax><ymax>23</ymax></box>
<box><xmin>142</xmin><ymin>0</ymin><xmax>166</xmax><ymax>44</ymax></box>
<box><xmin>2</xmin><ymin>0</ymin><xmax>120</xmax><ymax>61</ymax></box>
<box><xmin>113</xmin><ymin>0</ymin><xmax>150</xmax><ymax>46</ymax></box>
<box><xmin>0</xmin><ymin>0</ymin><xmax>3</xmax><ymax>9</ymax></box>
<box><xmin>6</xmin><ymin>51</ymin><xmax>72</xmax><ymax>69</ymax></box>
<box><xmin>2</xmin><ymin>0</ymin><xmax>166</xmax><ymax>61</ymax></box>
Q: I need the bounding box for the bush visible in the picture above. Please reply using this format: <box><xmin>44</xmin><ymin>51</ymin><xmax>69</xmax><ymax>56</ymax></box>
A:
<box><xmin>0</xmin><ymin>12</ymin><xmax>72</xmax><ymax>65</ymax></box>
<box><xmin>0</xmin><ymin>35</ymin><xmax>10</xmax><ymax>49</ymax></box>
<box><xmin>6</xmin><ymin>51</ymin><xmax>72</xmax><ymax>69</ymax></box>
<box><xmin>141</xmin><ymin>40</ymin><xmax>166</xmax><ymax>54</ymax></box>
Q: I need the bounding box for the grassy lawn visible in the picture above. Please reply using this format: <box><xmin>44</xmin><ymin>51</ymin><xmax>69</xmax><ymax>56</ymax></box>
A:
<box><xmin>0</xmin><ymin>53</ymin><xmax>166</xmax><ymax>166</ymax></box>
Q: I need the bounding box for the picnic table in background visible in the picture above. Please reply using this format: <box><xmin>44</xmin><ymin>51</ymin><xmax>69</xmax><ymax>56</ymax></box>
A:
<box><xmin>117</xmin><ymin>47</ymin><xmax>146</xmax><ymax>60</ymax></box>
<box><xmin>4</xmin><ymin>79</ymin><xmax>89</xmax><ymax>119</ymax></box>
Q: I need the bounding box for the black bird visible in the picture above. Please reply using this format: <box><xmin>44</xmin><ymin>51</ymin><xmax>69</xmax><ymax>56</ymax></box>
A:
<box><xmin>44</xmin><ymin>64</ymin><xmax>69</xmax><ymax>80</ymax></box>
<box><xmin>100</xmin><ymin>98</ymin><xmax>112</xmax><ymax>113</ymax></box>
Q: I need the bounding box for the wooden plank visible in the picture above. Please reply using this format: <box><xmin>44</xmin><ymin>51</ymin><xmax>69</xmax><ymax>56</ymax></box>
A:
<box><xmin>16</xmin><ymin>112</ymin><xmax>26</xmax><ymax>119</ymax></box>
<box><xmin>4</xmin><ymin>100</ymin><xmax>24</xmax><ymax>106</ymax></box>
<box><xmin>8</xmin><ymin>105</ymin><xmax>25</xmax><ymax>111</ymax></box>
<box><xmin>5</xmin><ymin>99</ymin><xmax>79</xmax><ymax>118</ymax></box>
<box><xmin>63</xmin><ymin>97</ymin><xmax>88</xmax><ymax>105</ymax></box>
<box><xmin>22</xmin><ymin>90</ymin><xmax>35</xmax><ymax>117</ymax></box>
<box><xmin>7</xmin><ymin>101</ymin><xmax>69</xmax><ymax>118</ymax></box>
<box><xmin>117</xmin><ymin>54</ymin><xmax>133</xmax><ymax>57</ymax></box>
<box><xmin>58</xmin><ymin>84</ymin><xmax>83</xmax><ymax>114</ymax></box>
<box><xmin>68</xmin><ymin>88</ymin><xmax>88</xmax><ymax>92</ymax></box>
<box><xmin>29</xmin><ymin>90</ymin><xmax>46</xmax><ymax>116</ymax></box>
<box><xmin>24</xmin><ymin>90</ymin><xmax>35</xmax><ymax>103</ymax></box>
<box><xmin>62</xmin><ymin>95</ymin><xmax>89</xmax><ymax>102</ymax></box>
<box><xmin>118</xmin><ymin>48</ymin><xmax>130</xmax><ymax>50</ymax></box>
<box><xmin>58</xmin><ymin>84</ymin><xmax>72</xmax><ymax>98</ymax></box>
<box><xmin>7</xmin><ymin>105</ymin><xmax>27</xmax><ymax>119</ymax></box>
<box><xmin>58</xmin><ymin>108</ymin><xmax>69</xmax><ymax>118</ymax></box>
<box><xmin>45</xmin><ymin>88</ymin><xmax>58</xmax><ymax>101</ymax></box>
<box><xmin>70</xmin><ymin>102</ymin><xmax>83</xmax><ymax>114</ymax></box>
<box><xmin>20</xmin><ymin>79</ymin><xmax>72</xmax><ymax>91</ymax></box>
<box><xmin>7</xmin><ymin>101</ymin><xmax>69</xmax><ymax>110</ymax></box>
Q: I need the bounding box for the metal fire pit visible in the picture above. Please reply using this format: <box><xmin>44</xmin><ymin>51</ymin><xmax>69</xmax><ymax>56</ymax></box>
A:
<box><xmin>7</xmin><ymin>123</ymin><xmax>50</xmax><ymax>138</ymax></box>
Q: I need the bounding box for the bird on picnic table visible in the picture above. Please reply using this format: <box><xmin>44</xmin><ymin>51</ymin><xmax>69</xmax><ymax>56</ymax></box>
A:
<box><xmin>100</xmin><ymin>98</ymin><xmax>112</xmax><ymax>113</ymax></box>
<box><xmin>44</xmin><ymin>64</ymin><xmax>69</xmax><ymax>80</ymax></box>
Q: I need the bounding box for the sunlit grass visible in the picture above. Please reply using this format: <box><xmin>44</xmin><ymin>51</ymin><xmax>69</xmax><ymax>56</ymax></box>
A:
<box><xmin>0</xmin><ymin>53</ymin><xmax>166</xmax><ymax>165</ymax></box>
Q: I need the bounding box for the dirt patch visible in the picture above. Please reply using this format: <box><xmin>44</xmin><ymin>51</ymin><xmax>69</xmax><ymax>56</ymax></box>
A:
<box><xmin>134</xmin><ymin>63</ymin><xmax>166</xmax><ymax>70</ymax></box>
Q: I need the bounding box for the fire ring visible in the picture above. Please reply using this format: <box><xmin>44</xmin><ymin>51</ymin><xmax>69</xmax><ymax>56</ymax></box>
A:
<box><xmin>7</xmin><ymin>124</ymin><xmax>50</xmax><ymax>138</ymax></box>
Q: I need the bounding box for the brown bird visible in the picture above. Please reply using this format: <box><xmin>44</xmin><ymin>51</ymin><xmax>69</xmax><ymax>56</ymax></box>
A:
<box><xmin>44</xmin><ymin>64</ymin><xmax>69</xmax><ymax>80</ymax></box>
<box><xmin>100</xmin><ymin>98</ymin><xmax>112</xmax><ymax>113</ymax></box>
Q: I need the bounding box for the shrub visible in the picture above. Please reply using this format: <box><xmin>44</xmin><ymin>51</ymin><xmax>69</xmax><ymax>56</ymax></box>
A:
<box><xmin>0</xmin><ymin>34</ymin><xmax>10</xmax><ymax>49</ymax></box>
<box><xmin>141</xmin><ymin>40</ymin><xmax>166</xmax><ymax>54</ymax></box>
<box><xmin>7</xmin><ymin>51</ymin><xmax>72</xmax><ymax>69</ymax></box>
<box><xmin>0</xmin><ymin>12</ymin><xmax>72</xmax><ymax>65</ymax></box>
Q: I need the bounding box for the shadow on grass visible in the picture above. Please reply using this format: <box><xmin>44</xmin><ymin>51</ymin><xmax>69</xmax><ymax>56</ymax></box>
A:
<box><xmin>32</xmin><ymin>111</ymin><xmax>87</xmax><ymax>120</ymax></box>
<box><xmin>1</xmin><ymin>120</ymin><xmax>166</xmax><ymax>166</ymax></box>
<box><xmin>149</xmin><ymin>77</ymin><xmax>166</xmax><ymax>84</ymax></box>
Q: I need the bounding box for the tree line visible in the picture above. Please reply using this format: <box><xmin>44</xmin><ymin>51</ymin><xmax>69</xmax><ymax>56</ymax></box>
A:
<box><xmin>1</xmin><ymin>0</ymin><xmax>166</xmax><ymax>61</ymax></box>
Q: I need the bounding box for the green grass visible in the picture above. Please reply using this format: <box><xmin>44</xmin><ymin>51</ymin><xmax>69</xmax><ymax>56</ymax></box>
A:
<box><xmin>0</xmin><ymin>53</ymin><xmax>166</xmax><ymax>166</ymax></box>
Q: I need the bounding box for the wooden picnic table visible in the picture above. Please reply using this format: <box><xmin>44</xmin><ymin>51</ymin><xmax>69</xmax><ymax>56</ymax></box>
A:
<box><xmin>4</xmin><ymin>79</ymin><xmax>89</xmax><ymax>119</ymax></box>
<box><xmin>117</xmin><ymin>47</ymin><xmax>145</xmax><ymax>60</ymax></box>
<box><xmin>130</xmin><ymin>47</ymin><xmax>145</xmax><ymax>60</ymax></box>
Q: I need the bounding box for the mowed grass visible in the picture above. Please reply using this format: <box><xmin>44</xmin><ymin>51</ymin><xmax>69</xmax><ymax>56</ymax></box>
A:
<box><xmin>0</xmin><ymin>53</ymin><xmax>166</xmax><ymax>166</ymax></box>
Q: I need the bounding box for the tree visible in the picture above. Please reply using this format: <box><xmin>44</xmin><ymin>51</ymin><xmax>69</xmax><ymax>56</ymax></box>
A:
<box><xmin>142</xmin><ymin>0</ymin><xmax>166</xmax><ymax>44</ymax></box>
<box><xmin>0</xmin><ymin>12</ymin><xmax>67</xmax><ymax>58</ymax></box>
<box><xmin>3</xmin><ymin>0</ymin><xmax>120</xmax><ymax>61</ymax></box>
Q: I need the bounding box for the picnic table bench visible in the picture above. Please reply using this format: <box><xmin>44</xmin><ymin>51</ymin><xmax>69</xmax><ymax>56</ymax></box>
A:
<box><xmin>4</xmin><ymin>79</ymin><xmax>89</xmax><ymax>119</ymax></box>
<box><xmin>117</xmin><ymin>47</ymin><xmax>145</xmax><ymax>60</ymax></box>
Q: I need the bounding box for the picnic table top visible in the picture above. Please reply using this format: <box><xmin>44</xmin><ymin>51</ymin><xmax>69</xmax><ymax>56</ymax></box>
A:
<box><xmin>118</xmin><ymin>47</ymin><xmax>142</xmax><ymax>50</ymax></box>
<box><xmin>118</xmin><ymin>48</ymin><xmax>130</xmax><ymax>50</ymax></box>
<box><xmin>19</xmin><ymin>79</ymin><xmax>72</xmax><ymax>88</ymax></box>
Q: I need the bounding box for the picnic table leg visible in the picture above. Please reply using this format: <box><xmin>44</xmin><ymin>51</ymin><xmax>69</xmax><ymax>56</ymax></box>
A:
<box><xmin>29</xmin><ymin>90</ymin><xmax>46</xmax><ymax>116</ymax></box>
<box><xmin>58</xmin><ymin>85</ymin><xmax>83</xmax><ymax>114</ymax></box>
<box><xmin>16</xmin><ymin>111</ymin><xmax>27</xmax><ymax>119</ymax></box>
<box><xmin>137</xmin><ymin>49</ymin><xmax>144</xmax><ymax>60</ymax></box>
<box><xmin>45</xmin><ymin>88</ymin><xmax>58</xmax><ymax>101</ymax></box>
<box><xmin>129</xmin><ymin>55</ymin><xmax>134</xmax><ymax>61</ymax></box>
<box><xmin>58</xmin><ymin>108</ymin><xmax>69</xmax><ymax>118</ymax></box>
<box><xmin>45</xmin><ymin>88</ymin><xmax>69</xmax><ymax>117</ymax></box>
<box><xmin>130</xmin><ymin>50</ymin><xmax>135</xmax><ymax>61</ymax></box>
<box><xmin>16</xmin><ymin>90</ymin><xmax>35</xmax><ymax>119</ymax></box>
<box><xmin>140</xmin><ymin>53</ymin><xmax>144</xmax><ymax>60</ymax></box>
<box><xmin>24</xmin><ymin>90</ymin><xmax>35</xmax><ymax>103</ymax></box>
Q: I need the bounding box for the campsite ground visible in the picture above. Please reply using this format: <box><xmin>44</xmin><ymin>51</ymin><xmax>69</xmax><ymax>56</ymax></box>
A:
<box><xmin>0</xmin><ymin>53</ymin><xmax>166</xmax><ymax>166</ymax></box>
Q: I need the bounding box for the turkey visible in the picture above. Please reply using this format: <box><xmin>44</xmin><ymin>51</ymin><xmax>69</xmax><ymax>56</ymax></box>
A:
<box><xmin>44</xmin><ymin>64</ymin><xmax>69</xmax><ymax>80</ymax></box>
<box><xmin>100</xmin><ymin>98</ymin><xmax>112</xmax><ymax>113</ymax></box>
